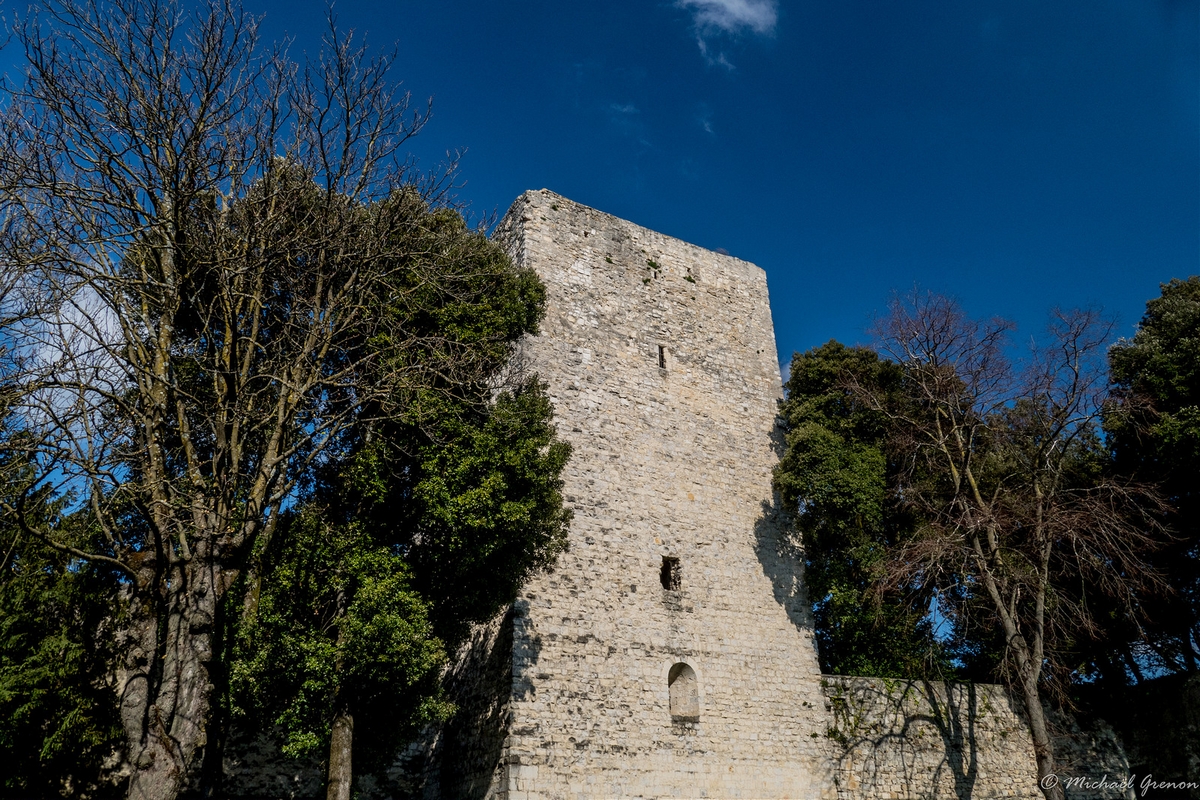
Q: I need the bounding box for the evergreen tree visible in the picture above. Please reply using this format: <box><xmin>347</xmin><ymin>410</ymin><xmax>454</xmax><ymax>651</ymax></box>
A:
<box><xmin>1107</xmin><ymin>276</ymin><xmax>1200</xmax><ymax>674</ymax></box>
<box><xmin>774</xmin><ymin>341</ymin><xmax>952</xmax><ymax>678</ymax></box>
<box><xmin>0</xmin><ymin>414</ymin><xmax>122</xmax><ymax>797</ymax></box>
<box><xmin>230</xmin><ymin>199</ymin><xmax>571</xmax><ymax>799</ymax></box>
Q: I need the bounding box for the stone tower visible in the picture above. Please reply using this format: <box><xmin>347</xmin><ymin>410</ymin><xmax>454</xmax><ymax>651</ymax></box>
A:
<box><xmin>426</xmin><ymin>190</ymin><xmax>835</xmax><ymax>799</ymax></box>
<box><xmin>227</xmin><ymin>189</ymin><xmax>1132</xmax><ymax>800</ymax></box>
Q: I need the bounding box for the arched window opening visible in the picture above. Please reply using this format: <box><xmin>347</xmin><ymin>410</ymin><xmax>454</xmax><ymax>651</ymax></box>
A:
<box><xmin>668</xmin><ymin>662</ymin><xmax>699</xmax><ymax>721</ymax></box>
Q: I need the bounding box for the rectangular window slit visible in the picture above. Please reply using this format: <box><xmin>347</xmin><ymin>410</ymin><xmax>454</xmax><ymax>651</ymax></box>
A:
<box><xmin>660</xmin><ymin>556</ymin><xmax>680</xmax><ymax>591</ymax></box>
<box><xmin>658</xmin><ymin>345</ymin><xmax>666</xmax><ymax>369</ymax></box>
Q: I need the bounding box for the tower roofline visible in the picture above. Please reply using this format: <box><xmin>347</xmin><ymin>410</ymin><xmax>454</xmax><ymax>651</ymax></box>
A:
<box><xmin>506</xmin><ymin>188</ymin><xmax>767</xmax><ymax>281</ymax></box>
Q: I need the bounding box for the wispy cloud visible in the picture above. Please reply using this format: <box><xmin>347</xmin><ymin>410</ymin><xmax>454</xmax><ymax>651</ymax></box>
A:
<box><xmin>696</xmin><ymin>39</ymin><xmax>736</xmax><ymax>71</ymax></box>
<box><xmin>677</xmin><ymin>0</ymin><xmax>778</xmax><ymax>37</ymax></box>
<box><xmin>605</xmin><ymin>102</ymin><xmax>650</xmax><ymax>145</ymax></box>
<box><xmin>677</xmin><ymin>0</ymin><xmax>777</xmax><ymax>68</ymax></box>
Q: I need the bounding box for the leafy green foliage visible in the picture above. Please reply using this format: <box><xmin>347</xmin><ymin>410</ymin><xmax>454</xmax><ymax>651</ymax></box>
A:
<box><xmin>1107</xmin><ymin>276</ymin><xmax>1200</xmax><ymax>673</ymax></box>
<box><xmin>399</xmin><ymin>383</ymin><xmax>572</xmax><ymax>645</ymax></box>
<box><xmin>0</xmin><ymin>424</ymin><xmax>122</xmax><ymax>797</ymax></box>
<box><xmin>233</xmin><ymin>512</ymin><xmax>448</xmax><ymax>767</ymax></box>
<box><xmin>775</xmin><ymin>341</ymin><xmax>952</xmax><ymax>678</ymax></box>
<box><xmin>233</xmin><ymin>378</ymin><xmax>570</xmax><ymax>778</ymax></box>
<box><xmin>343</xmin><ymin>192</ymin><xmax>571</xmax><ymax>647</ymax></box>
<box><xmin>230</xmin><ymin>194</ymin><xmax>571</xmax><ymax>782</ymax></box>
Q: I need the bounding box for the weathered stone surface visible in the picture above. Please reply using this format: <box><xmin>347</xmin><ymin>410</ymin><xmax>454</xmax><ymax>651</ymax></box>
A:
<box><xmin>462</xmin><ymin>189</ymin><xmax>838</xmax><ymax>798</ymax></box>
<box><xmin>822</xmin><ymin>677</ymin><xmax>1132</xmax><ymax>800</ymax></box>
<box><xmin>226</xmin><ymin>189</ymin><xmax>1141</xmax><ymax>800</ymax></box>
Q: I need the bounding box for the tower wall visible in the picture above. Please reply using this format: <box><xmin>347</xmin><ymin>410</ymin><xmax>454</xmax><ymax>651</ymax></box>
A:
<box><xmin>221</xmin><ymin>191</ymin><xmax>1134</xmax><ymax>800</ymax></box>
<box><xmin>493</xmin><ymin>190</ymin><xmax>835</xmax><ymax>799</ymax></box>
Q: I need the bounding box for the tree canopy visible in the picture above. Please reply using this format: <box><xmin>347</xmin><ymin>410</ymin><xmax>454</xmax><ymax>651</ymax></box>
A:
<box><xmin>776</xmin><ymin>293</ymin><xmax>1171</xmax><ymax>800</ymax></box>
<box><xmin>1106</xmin><ymin>276</ymin><xmax>1200</xmax><ymax>674</ymax></box>
<box><xmin>775</xmin><ymin>340</ymin><xmax>952</xmax><ymax>678</ymax></box>
<box><xmin>0</xmin><ymin>412</ymin><xmax>123</xmax><ymax>798</ymax></box>
<box><xmin>0</xmin><ymin>2</ymin><xmax>572</xmax><ymax>798</ymax></box>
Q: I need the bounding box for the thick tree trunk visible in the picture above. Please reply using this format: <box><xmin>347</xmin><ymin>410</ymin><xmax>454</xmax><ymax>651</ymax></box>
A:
<box><xmin>119</xmin><ymin>554</ymin><xmax>222</xmax><ymax>800</ymax></box>
<box><xmin>1022</xmin><ymin>678</ymin><xmax>1065</xmax><ymax>800</ymax></box>
<box><xmin>198</xmin><ymin>595</ymin><xmax>236</xmax><ymax>799</ymax></box>
<box><xmin>326</xmin><ymin>706</ymin><xmax>354</xmax><ymax>800</ymax></box>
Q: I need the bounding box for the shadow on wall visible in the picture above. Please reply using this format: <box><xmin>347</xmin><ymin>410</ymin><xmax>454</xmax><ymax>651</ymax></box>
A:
<box><xmin>751</xmin><ymin>492</ymin><xmax>817</xmax><ymax>646</ymax></box>
<box><xmin>749</xmin><ymin>490</ymin><xmax>993</xmax><ymax>798</ymax></box>
<box><xmin>750</xmin><ymin>452</ymin><xmax>997</xmax><ymax>798</ymax></box>
<box><xmin>396</xmin><ymin>603</ymin><xmax>542</xmax><ymax>800</ymax></box>
<box><xmin>1075</xmin><ymin>673</ymin><xmax>1200</xmax><ymax>798</ymax></box>
<box><xmin>818</xmin><ymin>677</ymin><xmax>1138</xmax><ymax>800</ymax></box>
<box><xmin>752</xmin><ymin>418</ymin><xmax>821</xmax><ymax>643</ymax></box>
<box><xmin>821</xmin><ymin>678</ymin><xmax>987</xmax><ymax>800</ymax></box>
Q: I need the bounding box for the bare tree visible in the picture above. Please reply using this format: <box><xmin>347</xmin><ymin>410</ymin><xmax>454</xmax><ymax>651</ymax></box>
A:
<box><xmin>0</xmin><ymin>2</ymin><xmax>526</xmax><ymax>798</ymax></box>
<box><xmin>862</xmin><ymin>292</ymin><xmax>1166</xmax><ymax>800</ymax></box>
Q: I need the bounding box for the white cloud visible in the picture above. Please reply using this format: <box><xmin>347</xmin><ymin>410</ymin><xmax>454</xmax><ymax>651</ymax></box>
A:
<box><xmin>677</xmin><ymin>0</ymin><xmax>778</xmax><ymax>36</ymax></box>
<box><xmin>697</xmin><ymin>38</ymin><xmax>736</xmax><ymax>70</ymax></box>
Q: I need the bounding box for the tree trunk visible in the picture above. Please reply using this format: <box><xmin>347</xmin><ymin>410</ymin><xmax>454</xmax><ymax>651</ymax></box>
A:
<box><xmin>120</xmin><ymin>554</ymin><xmax>222</xmax><ymax>800</ymax></box>
<box><xmin>326</xmin><ymin>705</ymin><xmax>354</xmax><ymax>800</ymax></box>
<box><xmin>198</xmin><ymin>594</ymin><xmax>236</xmax><ymax>799</ymax></box>
<box><xmin>1022</xmin><ymin>678</ymin><xmax>1065</xmax><ymax>800</ymax></box>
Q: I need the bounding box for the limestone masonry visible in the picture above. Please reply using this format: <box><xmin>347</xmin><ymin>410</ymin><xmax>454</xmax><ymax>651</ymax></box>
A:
<box><xmin>404</xmin><ymin>190</ymin><xmax>1133</xmax><ymax>800</ymax></box>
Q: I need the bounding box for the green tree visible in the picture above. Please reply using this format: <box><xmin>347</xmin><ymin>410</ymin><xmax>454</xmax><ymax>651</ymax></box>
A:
<box><xmin>0</xmin><ymin>2</ymin><xmax>570</xmax><ymax>797</ymax></box>
<box><xmin>774</xmin><ymin>341</ymin><xmax>951</xmax><ymax>678</ymax></box>
<box><xmin>0</xmin><ymin>522</ymin><xmax>123</xmax><ymax>799</ymax></box>
<box><xmin>233</xmin><ymin>512</ymin><xmax>449</xmax><ymax>798</ymax></box>
<box><xmin>1107</xmin><ymin>276</ymin><xmax>1200</xmax><ymax>673</ymax></box>
<box><xmin>393</xmin><ymin>384</ymin><xmax>573</xmax><ymax>647</ymax></box>
<box><xmin>0</xmin><ymin>400</ymin><xmax>122</xmax><ymax>797</ymax></box>
<box><xmin>236</xmin><ymin>383</ymin><xmax>570</xmax><ymax>800</ymax></box>
<box><xmin>229</xmin><ymin>214</ymin><xmax>572</xmax><ymax>797</ymax></box>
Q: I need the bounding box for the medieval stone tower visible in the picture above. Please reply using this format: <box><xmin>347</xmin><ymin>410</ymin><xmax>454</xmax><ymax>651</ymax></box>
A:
<box><xmin>425</xmin><ymin>190</ymin><xmax>837</xmax><ymax>799</ymax></box>
<box><xmin>223</xmin><ymin>189</ymin><xmax>1132</xmax><ymax>800</ymax></box>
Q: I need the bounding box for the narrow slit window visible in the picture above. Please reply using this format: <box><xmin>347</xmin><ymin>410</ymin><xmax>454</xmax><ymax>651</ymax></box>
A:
<box><xmin>657</xmin><ymin>345</ymin><xmax>667</xmax><ymax>369</ymax></box>
<box><xmin>660</xmin><ymin>556</ymin><xmax>680</xmax><ymax>591</ymax></box>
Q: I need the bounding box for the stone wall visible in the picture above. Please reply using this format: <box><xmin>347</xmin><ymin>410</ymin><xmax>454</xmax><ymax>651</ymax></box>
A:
<box><xmin>220</xmin><ymin>190</ymin><xmax>1148</xmax><ymax>800</ymax></box>
<box><xmin>221</xmin><ymin>729</ymin><xmax>322</xmax><ymax>799</ymax></box>
<box><xmin>821</xmin><ymin>677</ymin><xmax>1131</xmax><ymax>800</ymax></box>
<box><xmin>408</xmin><ymin>608</ymin><xmax>517</xmax><ymax>799</ymax></box>
<box><xmin>1081</xmin><ymin>674</ymin><xmax>1200</xmax><ymax>799</ymax></box>
<box><xmin>487</xmin><ymin>189</ymin><xmax>836</xmax><ymax>798</ymax></box>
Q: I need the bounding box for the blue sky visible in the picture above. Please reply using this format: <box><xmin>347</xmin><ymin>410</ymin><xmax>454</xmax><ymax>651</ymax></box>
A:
<box><xmin>27</xmin><ymin>0</ymin><xmax>1200</xmax><ymax>367</ymax></box>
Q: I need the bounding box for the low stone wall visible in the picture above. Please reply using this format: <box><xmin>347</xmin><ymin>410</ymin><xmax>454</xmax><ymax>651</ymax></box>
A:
<box><xmin>1081</xmin><ymin>673</ymin><xmax>1200</xmax><ymax>799</ymax></box>
<box><xmin>216</xmin><ymin>668</ymin><xmax>1138</xmax><ymax>799</ymax></box>
<box><xmin>820</xmin><ymin>676</ymin><xmax>1132</xmax><ymax>800</ymax></box>
<box><xmin>220</xmin><ymin>728</ymin><xmax>322</xmax><ymax>799</ymax></box>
